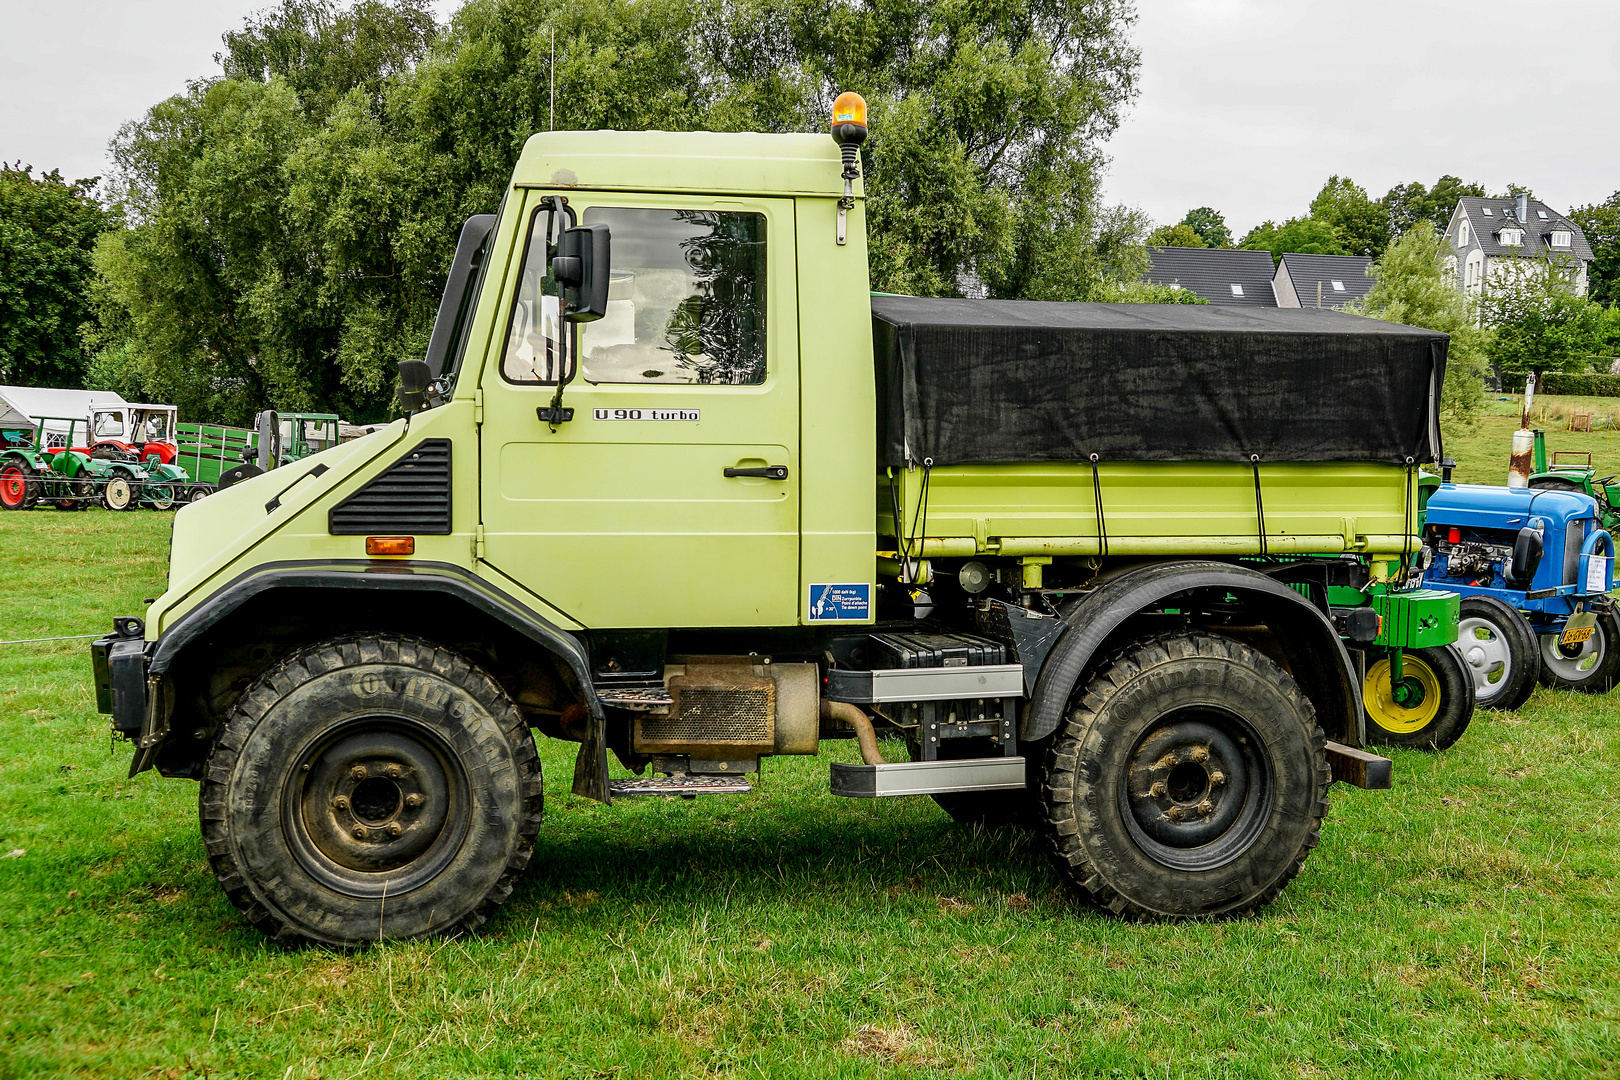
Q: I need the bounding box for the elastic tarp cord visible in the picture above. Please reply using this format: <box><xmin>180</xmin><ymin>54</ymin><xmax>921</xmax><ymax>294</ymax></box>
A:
<box><xmin>1090</xmin><ymin>454</ymin><xmax>1109</xmax><ymax>557</ymax></box>
<box><xmin>902</xmin><ymin>460</ymin><xmax>933</xmax><ymax>577</ymax></box>
<box><xmin>1404</xmin><ymin>458</ymin><xmax>1416</xmax><ymax>574</ymax></box>
<box><xmin>1251</xmin><ymin>455</ymin><xmax>1267</xmax><ymax>556</ymax></box>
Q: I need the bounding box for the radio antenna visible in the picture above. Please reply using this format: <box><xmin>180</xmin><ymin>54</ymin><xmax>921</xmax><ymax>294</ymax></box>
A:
<box><xmin>549</xmin><ymin>27</ymin><xmax>555</xmax><ymax>131</ymax></box>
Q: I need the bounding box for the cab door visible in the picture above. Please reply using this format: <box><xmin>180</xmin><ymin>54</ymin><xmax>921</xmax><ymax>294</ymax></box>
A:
<box><xmin>477</xmin><ymin>193</ymin><xmax>800</xmax><ymax>629</ymax></box>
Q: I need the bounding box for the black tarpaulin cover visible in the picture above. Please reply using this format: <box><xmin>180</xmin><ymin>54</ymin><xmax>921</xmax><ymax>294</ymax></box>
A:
<box><xmin>871</xmin><ymin>296</ymin><xmax>1448</xmax><ymax>467</ymax></box>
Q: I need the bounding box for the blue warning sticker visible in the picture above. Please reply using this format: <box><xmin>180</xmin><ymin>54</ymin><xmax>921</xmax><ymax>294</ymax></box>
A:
<box><xmin>808</xmin><ymin>583</ymin><xmax>872</xmax><ymax>622</ymax></box>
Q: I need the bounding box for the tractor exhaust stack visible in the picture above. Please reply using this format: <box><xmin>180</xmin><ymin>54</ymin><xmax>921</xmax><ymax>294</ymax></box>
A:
<box><xmin>1508</xmin><ymin>372</ymin><xmax>1537</xmax><ymax>488</ymax></box>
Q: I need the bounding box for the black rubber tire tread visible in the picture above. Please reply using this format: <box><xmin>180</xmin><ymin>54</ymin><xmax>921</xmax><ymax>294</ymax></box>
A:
<box><xmin>1537</xmin><ymin>608</ymin><xmax>1620</xmax><ymax>693</ymax></box>
<box><xmin>1041</xmin><ymin>632</ymin><xmax>1330</xmax><ymax>921</ymax></box>
<box><xmin>1365</xmin><ymin>644</ymin><xmax>1475</xmax><ymax>751</ymax></box>
<box><xmin>926</xmin><ymin>737</ymin><xmax>1043</xmax><ymax>831</ymax></box>
<box><xmin>199</xmin><ymin>633</ymin><xmax>543</xmax><ymax>947</ymax></box>
<box><xmin>1458</xmin><ymin>595</ymin><xmax>1540</xmax><ymax>711</ymax></box>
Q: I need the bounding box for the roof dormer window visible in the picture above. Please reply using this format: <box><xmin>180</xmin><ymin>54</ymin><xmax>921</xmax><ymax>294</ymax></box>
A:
<box><xmin>1500</xmin><ymin>228</ymin><xmax>1523</xmax><ymax>246</ymax></box>
<box><xmin>1551</xmin><ymin>230</ymin><xmax>1572</xmax><ymax>248</ymax></box>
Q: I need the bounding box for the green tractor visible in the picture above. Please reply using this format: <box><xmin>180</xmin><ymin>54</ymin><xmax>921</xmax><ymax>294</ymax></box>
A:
<box><xmin>1509</xmin><ymin>373</ymin><xmax>1620</xmax><ymax>531</ymax></box>
<box><xmin>0</xmin><ymin>416</ymin><xmax>149</xmax><ymax>511</ymax></box>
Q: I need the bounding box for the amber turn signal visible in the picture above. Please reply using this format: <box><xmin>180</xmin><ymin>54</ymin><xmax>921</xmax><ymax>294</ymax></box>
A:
<box><xmin>366</xmin><ymin>536</ymin><xmax>415</xmax><ymax>556</ymax></box>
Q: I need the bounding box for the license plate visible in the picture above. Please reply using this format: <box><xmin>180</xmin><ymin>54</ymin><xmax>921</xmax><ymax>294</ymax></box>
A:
<box><xmin>1561</xmin><ymin>625</ymin><xmax>1595</xmax><ymax>646</ymax></box>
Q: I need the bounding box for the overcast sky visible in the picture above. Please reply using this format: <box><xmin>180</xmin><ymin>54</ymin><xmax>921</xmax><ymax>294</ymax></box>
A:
<box><xmin>2</xmin><ymin>0</ymin><xmax>1616</xmax><ymax>237</ymax></box>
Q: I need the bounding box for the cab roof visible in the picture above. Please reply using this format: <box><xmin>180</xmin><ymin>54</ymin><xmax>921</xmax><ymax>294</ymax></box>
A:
<box><xmin>512</xmin><ymin>130</ymin><xmax>859</xmax><ymax>199</ymax></box>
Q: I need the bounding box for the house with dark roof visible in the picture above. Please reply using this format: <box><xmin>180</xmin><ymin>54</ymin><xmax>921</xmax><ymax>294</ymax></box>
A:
<box><xmin>1444</xmin><ymin>194</ymin><xmax>1594</xmax><ymax>297</ymax></box>
<box><xmin>1144</xmin><ymin>247</ymin><xmax>1278</xmax><ymax>306</ymax></box>
<box><xmin>1273</xmin><ymin>253</ymin><xmax>1374</xmax><ymax>309</ymax></box>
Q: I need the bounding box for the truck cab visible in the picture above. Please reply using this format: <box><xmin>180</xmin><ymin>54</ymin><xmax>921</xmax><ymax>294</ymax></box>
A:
<box><xmin>94</xmin><ymin>119</ymin><xmax>1451</xmax><ymax>947</ymax></box>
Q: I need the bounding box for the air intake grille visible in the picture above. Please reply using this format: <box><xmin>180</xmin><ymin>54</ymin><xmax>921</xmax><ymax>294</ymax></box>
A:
<box><xmin>329</xmin><ymin>439</ymin><xmax>452</xmax><ymax>535</ymax></box>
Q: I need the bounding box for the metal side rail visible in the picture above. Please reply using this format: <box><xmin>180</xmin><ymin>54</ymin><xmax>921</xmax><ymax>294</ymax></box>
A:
<box><xmin>830</xmin><ymin>756</ymin><xmax>1026</xmax><ymax>798</ymax></box>
<box><xmin>824</xmin><ymin>663</ymin><xmax>1024</xmax><ymax>703</ymax></box>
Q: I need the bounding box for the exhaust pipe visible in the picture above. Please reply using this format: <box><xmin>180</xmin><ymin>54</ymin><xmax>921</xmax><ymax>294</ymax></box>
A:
<box><xmin>1509</xmin><ymin>373</ymin><xmax>1537</xmax><ymax>488</ymax></box>
<box><xmin>821</xmin><ymin>699</ymin><xmax>886</xmax><ymax>765</ymax></box>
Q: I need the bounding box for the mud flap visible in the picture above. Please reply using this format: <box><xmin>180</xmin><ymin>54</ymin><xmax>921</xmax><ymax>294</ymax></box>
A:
<box><xmin>571</xmin><ymin>700</ymin><xmax>612</xmax><ymax>804</ymax></box>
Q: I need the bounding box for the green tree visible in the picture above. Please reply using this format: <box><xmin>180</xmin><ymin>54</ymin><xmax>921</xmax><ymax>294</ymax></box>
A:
<box><xmin>1481</xmin><ymin>255</ymin><xmax>1607</xmax><ymax>383</ymax></box>
<box><xmin>93</xmin><ymin>0</ymin><xmax>1145</xmax><ymax>421</ymax></box>
<box><xmin>1381</xmin><ymin>175</ymin><xmax>1485</xmax><ymax>238</ymax></box>
<box><xmin>1178</xmin><ymin>206</ymin><xmax>1230</xmax><ymax>248</ymax></box>
<box><xmin>1353</xmin><ymin>223</ymin><xmax>1486</xmax><ymax>423</ymax></box>
<box><xmin>1145</xmin><ymin>222</ymin><xmax>1204</xmax><ymax>248</ymax></box>
<box><xmin>0</xmin><ymin>166</ymin><xmax>115</xmax><ymax>387</ymax></box>
<box><xmin>1239</xmin><ymin>217</ymin><xmax>1344</xmax><ymax>264</ymax></box>
<box><xmin>1570</xmin><ymin>191</ymin><xmax>1620</xmax><ymax>306</ymax></box>
<box><xmin>1309</xmin><ymin>175</ymin><xmax>1388</xmax><ymax>257</ymax></box>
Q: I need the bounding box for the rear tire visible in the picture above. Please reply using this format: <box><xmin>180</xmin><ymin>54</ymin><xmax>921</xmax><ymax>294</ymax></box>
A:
<box><xmin>1457</xmin><ymin>595</ymin><xmax>1539</xmax><ymax>710</ymax></box>
<box><xmin>1364</xmin><ymin>645</ymin><xmax>1474</xmax><ymax>750</ymax></box>
<box><xmin>1537</xmin><ymin>609</ymin><xmax>1620</xmax><ymax>693</ymax></box>
<box><xmin>1041</xmin><ymin>633</ymin><xmax>1329</xmax><ymax>920</ymax></box>
<box><xmin>0</xmin><ymin>462</ymin><xmax>36</xmax><ymax>510</ymax></box>
<box><xmin>200</xmin><ymin>634</ymin><xmax>543</xmax><ymax>946</ymax></box>
<box><xmin>188</xmin><ymin>486</ymin><xmax>212</xmax><ymax>504</ymax></box>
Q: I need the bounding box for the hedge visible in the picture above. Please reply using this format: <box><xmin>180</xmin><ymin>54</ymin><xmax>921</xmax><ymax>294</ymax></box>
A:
<box><xmin>1535</xmin><ymin>372</ymin><xmax>1620</xmax><ymax>397</ymax></box>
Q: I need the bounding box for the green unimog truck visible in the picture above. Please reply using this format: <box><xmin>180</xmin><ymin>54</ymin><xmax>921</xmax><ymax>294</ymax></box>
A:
<box><xmin>94</xmin><ymin>105</ymin><xmax>1462</xmax><ymax>946</ymax></box>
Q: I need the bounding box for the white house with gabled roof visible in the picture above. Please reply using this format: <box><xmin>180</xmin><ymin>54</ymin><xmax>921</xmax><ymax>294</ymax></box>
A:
<box><xmin>1444</xmin><ymin>194</ymin><xmax>1593</xmax><ymax>298</ymax></box>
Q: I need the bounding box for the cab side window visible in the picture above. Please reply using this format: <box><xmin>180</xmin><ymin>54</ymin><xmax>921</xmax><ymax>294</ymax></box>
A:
<box><xmin>500</xmin><ymin>205</ymin><xmax>767</xmax><ymax>386</ymax></box>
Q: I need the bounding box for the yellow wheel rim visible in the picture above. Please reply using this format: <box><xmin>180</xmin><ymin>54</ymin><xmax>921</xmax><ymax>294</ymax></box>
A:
<box><xmin>1364</xmin><ymin>656</ymin><xmax>1442</xmax><ymax>734</ymax></box>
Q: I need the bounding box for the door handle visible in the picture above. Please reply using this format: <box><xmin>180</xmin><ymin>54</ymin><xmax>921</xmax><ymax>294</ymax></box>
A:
<box><xmin>724</xmin><ymin>465</ymin><xmax>789</xmax><ymax>480</ymax></box>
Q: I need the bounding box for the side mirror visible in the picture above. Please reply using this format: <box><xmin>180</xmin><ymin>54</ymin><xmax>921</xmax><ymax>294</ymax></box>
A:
<box><xmin>553</xmin><ymin>224</ymin><xmax>610</xmax><ymax>323</ymax></box>
<box><xmin>398</xmin><ymin>358</ymin><xmax>432</xmax><ymax>413</ymax></box>
<box><xmin>1507</xmin><ymin>525</ymin><xmax>1544</xmax><ymax>586</ymax></box>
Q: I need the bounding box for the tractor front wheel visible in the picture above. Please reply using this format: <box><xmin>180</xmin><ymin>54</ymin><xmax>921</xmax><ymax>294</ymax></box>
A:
<box><xmin>1040</xmin><ymin>633</ymin><xmax>1329</xmax><ymax>920</ymax></box>
<box><xmin>0</xmin><ymin>462</ymin><xmax>36</xmax><ymax>510</ymax></box>
<box><xmin>200</xmin><ymin>634</ymin><xmax>543</xmax><ymax>946</ymax></box>
<box><xmin>101</xmin><ymin>476</ymin><xmax>133</xmax><ymax>511</ymax></box>
<box><xmin>1457</xmin><ymin>595</ymin><xmax>1539</xmax><ymax>710</ymax></box>
<box><xmin>1538</xmin><ymin>609</ymin><xmax>1620</xmax><ymax>693</ymax></box>
<box><xmin>1364</xmin><ymin>645</ymin><xmax>1474</xmax><ymax>750</ymax></box>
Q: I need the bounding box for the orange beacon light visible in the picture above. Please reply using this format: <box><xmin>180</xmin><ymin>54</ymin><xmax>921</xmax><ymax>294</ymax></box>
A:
<box><xmin>830</xmin><ymin>92</ymin><xmax>867</xmax><ymax>245</ymax></box>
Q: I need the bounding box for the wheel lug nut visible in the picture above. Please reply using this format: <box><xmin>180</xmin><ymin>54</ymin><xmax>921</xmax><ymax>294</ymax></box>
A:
<box><xmin>1148</xmin><ymin>781</ymin><xmax>1166</xmax><ymax>798</ymax></box>
<box><xmin>404</xmin><ymin>793</ymin><xmax>422</xmax><ymax>809</ymax></box>
<box><xmin>1208</xmin><ymin>770</ymin><xmax>1225</xmax><ymax>786</ymax></box>
<box><xmin>333</xmin><ymin>796</ymin><xmax>349</xmax><ymax>811</ymax></box>
<box><xmin>386</xmin><ymin>764</ymin><xmax>402</xmax><ymax>779</ymax></box>
<box><xmin>386</xmin><ymin>823</ymin><xmax>403</xmax><ymax>838</ymax></box>
<box><xmin>1198</xmin><ymin>799</ymin><xmax>1215</xmax><ymax>816</ymax></box>
<box><xmin>350</xmin><ymin>765</ymin><xmax>367</xmax><ymax>781</ymax></box>
<box><xmin>352</xmin><ymin>826</ymin><xmax>367</xmax><ymax>839</ymax></box>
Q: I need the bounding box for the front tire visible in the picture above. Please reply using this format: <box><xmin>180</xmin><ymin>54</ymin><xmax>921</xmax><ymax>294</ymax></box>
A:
<box><xmin>1538</xmin><ymin>609</ymin><xmax>1620</xmax><ymax>693</ymax></box>
<box><xmin>1457</xmin><ymin>595</ymin><xmax>1539</xmax><ymax>710</ymax></box>
<box><xmin>200</xmin><ymin>635</ymin><xmax>543</xmax><ymax>946</ymax></box>
<box><xmin>101</xmin><ymin>476</ymin><xmax>133</xmax><ymax>511</ymax></box>
<box><xmin>1041</xmin><ymin>633</ymin><xmax>1329</xmax><ymax>920</ymax></box>
<box><xmin>1364</xmin><ymin>645</ymin><xmax>1474</xmax><ymax>750</ymax></box>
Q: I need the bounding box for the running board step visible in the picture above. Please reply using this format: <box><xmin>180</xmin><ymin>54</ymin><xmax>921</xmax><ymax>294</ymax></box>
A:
<box><xmin>608</xmin><ymin>775</ymin><xmax>752</xmax><ymax>797</ymax></box>
<box><xmin>830</xmin><ymin>756</ymin><xmax>1026</xmax><ymax>798</ymax></box>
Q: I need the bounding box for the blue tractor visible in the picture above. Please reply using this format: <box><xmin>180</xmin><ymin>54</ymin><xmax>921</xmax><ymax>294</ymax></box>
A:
<box><xmin>1420</xmin><ymin>473</ymin><xmax>1617</xmax><ymax>706</ymax></box>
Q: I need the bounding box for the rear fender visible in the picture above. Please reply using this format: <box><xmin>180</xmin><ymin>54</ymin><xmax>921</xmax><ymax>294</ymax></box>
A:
<box><xmin>1023</xmin><ymin>560</ymin><xmax>1363</xmax><ymax>746</ymax></box>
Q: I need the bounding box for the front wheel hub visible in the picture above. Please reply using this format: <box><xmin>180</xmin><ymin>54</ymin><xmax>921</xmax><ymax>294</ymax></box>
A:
<box><xmin>285</xmin><ymin>718</ymin><xmax>467</xmax><ymax>894</ymax></box>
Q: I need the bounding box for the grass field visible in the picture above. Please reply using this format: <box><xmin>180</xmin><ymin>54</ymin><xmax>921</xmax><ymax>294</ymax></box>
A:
<box><xmin>3</xmin><ymin>429</ymin><xmax>1620</xmax><ymax>1078</ymax></box>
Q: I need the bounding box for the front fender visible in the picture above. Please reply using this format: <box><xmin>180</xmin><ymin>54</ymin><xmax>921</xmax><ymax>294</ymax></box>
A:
<box><xmin>147</xmin><ymin>559</ymin><xmax>611</xmax><ymax>801</ymax></box>
<box><xmin>1023</xmin><ymin>560</ymin><xmax>1363</xmax><ymax>746</ymax></box>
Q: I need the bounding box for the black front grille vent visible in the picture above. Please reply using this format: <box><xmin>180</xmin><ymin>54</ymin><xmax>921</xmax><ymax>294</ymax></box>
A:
<box><xmin>329</xmin><ymin>439</ymin><xmax>452</xmax><ymax>535</ymax></box>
